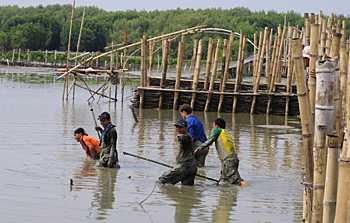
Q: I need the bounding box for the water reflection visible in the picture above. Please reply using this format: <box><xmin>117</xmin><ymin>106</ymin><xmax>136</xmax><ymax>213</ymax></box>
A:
<box><xmin>71</xmin><ymin>160</ymin><xmax>119</xmax><ymax>220</ymax></box>
<box><xmin>158</xmin><ymin>185</ymin><xmax>202</xmax><ymax>223</ymax></box>
<box><xmin>212</xmin><ymin>185</ymin><xmax>238</xmax><ymax>222</ymax></box>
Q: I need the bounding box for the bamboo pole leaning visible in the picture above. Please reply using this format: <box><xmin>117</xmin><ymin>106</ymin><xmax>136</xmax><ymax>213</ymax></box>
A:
<box><xmin>232</xmin><ymin>30</ymin><xmax>244</xmax><ymax>113</ymax></box>
<box><xmin>204</xmin><ymin>39</ymin><xmax>222</xmax><ymax>112</ymax></box>
<box><xmin>173</xmin><ymin>35</ymin><xmax>186</xmax><ymax>110</ymax></box>
<box><xmin>190</xmin><ymin>39</ymin><xmax>204</xmax><ymax>109</ymax></box>
<box><xmin>159</xmin><ymin>38</ymin><xmax>170</xmax><ymax>109</ymax></box>
<box><xmin>291</xmin><ymin>37</ymin><xmax>314</xmax><ymax>222</ymax></box>
<box><xmin>218</xmin><ymin>31</ymin><xmax>235</xmax><ymax>112</ymax></box>
<box><xmin>251</xmin><ymin>28</ymin><xmax>268</xmax><ymax>114</ymax></box>
<box><xmin>204</xmin><ymin>38</ymin><xmax>215</xmax><ymax>90</ymax></box>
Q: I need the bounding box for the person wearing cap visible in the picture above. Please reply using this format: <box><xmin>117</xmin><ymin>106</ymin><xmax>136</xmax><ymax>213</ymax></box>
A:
<box><xmin>179</xmin><ymin>104</ymin><xmax>208</xmax><ymax>167</ymax></box>
<box><xmin>194</xmin><ymin>118</ymin><xmax>248</xmax><ymax>186</ymax></box>
<box><xmin>303</xmin><ymin>46</ymin><xmax>316</xmax><ymax>84</ymax></box>
<box><xmin>74</xmin><ymin>128</ymin><xmax>100</xmax><ymax>160</ymax></box>
<box><xmin>158</xmin><ymin>119</ymin><xmax>197</xmax><ymax>185</ymax></box>
<box><xmin>95</xmin><ymin>111</ymin><xmax>120</xmax><ymax>168</ymax></box>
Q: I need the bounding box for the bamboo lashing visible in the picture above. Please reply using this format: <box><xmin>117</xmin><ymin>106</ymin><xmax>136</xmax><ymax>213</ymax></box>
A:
<box><xmin>190</xmin><ymin>39</ymin><xmax>204</xmax><ymax>109</ymax></box>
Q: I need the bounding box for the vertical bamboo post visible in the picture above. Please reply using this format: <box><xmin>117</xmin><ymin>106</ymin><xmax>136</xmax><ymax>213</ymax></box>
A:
<box><xmin>139</xmin><ymin>36</ymin><xmax>146</xmax><ymax>108</ymax></box>
<box><xmin>322</xmin><ymin>135</ymin><xmax>339</xmax><ymax>223</ymax></box>
<box><xmin>325</xmin><ymin>19</ymin><xmax>333</xmax><ymax>58</ymax></box>
<box><xmin>204</xmin><ymin>38</ymin><xmax>214</xmax><ymax>90</ymax></box>
<box><xmin>159</xmin><ymin>38</ymin><xmax>170</xmax><ymax>109</ymax></box>
<box><xmin>330</xmin><ymin>34</ymin><xmax>341</xmax><ymax>135</ymax></box>
<box><xmin>232</xmin><ymin>31</ymin><xmax>244</xmax><ymax>113</ymax></box>
<box><xmin>251</xmin><ymin>28</ymin><xmax>268</xmax><ymax>114</ymax></box>
<box><xmin>233</xmin><ymin>35</ymin><xmax>247</xmax><ymax>113</ymax></box>
<box><xmin>285</xmin><ymin>25</ymin><xmax>293</xmax><ymax>116</ymax></box>
<box><xmin>27</xmin><ymin>49</ymin><xmax>30</xmax><ymax>63</ymax></box>
<box><xmin>275</xmin><ymin>25</ymin><xmax>287</xmax><ymax>86</ymax></box>
<box><xmin>218</xmin><ymin>31</ymin><xmax>235</xmax><ymax>112</ymax></box>
<box><xmin>309</xmin><ymin>24</ymin><xmax>320</xmax><ymax>126</ymax></box>
<box><xmin>44</xmin><ymin>50</ymin><xmax>48</xmax><ymax>65</ymax></box>
<box><xmin>268</xmin><ymin>31</ymin><xmax>278</xmax><ymax>89</ymax></box>
<box><xmin>266</xmin><ymin>28</ymin><xmax>273</xmax><ymax>86</ymax></box>
<box><xmin>205</xmin><ymin>39</ymin><xmax>222</xmax><ymax>112</ymax></box>
<box><xmin>219</xmin><ymin>39</ymin><xmax>228</xmax><ymax>90</ymax></box>
<box><xmin>312</xmin><ymin>125</ymin><xmax>327</xmax><ymax>223</ymax></box>
<box><xmin>253</xmin><ymin>31</ymin><xmax>264</xmax><ymax>85</ymax></box>
<box><xmin>149</xmin><ymin>39</ymin><xmax>156</xmax><ymax>71</ymax></box>
<box><xmin>320</xmin><ymin>18</ymin><xmax>327</xmax><ymax>59</ymax></box>
<box><xmin>340</xmin><ymin>21</ymin><xmax>348</xmax><ymax>128</ymax></box>
<box><xmin>253</xmin><ymin>33</ymin><xmax>258</xmax><ymax>78</ymax></box>
<box><xmin>190</xmin><ymin>39</ymin><xmax>204</xmax><ymax>109</ymax></box>
<box><xmin>11</xmin><ymin>49</ymin><xmax>15</xmax><ymax>62</ymax></box>
<box><xmin>109</xmin><ymin>41</ymin><xmax>114</xmax><ymax>103</ymax></box>
<box><xmin>18</xmin><ymin>48</ymin><xmax>21</xmax><ymax>61</ymax></box>
<box><xmin>190</xmin><ymin>39</ymin><xmax>197</xmax><ymax>72</ymax></box>
<box><xmin>63</xmin><ymin>0</ymin><xmax>75</xmax><ymax>101</ymax></box>
<box><xmin>173</xmin><ymin>35</ymin><xmax>185</xmax><ymax>110</ymax></box>
<box><xmin>291</xmin><ymin>38</ymin><xmax>314</xmax><ymax>222</ymax></box>
<box><xmin>305</xmin><ymin>13</ymin><xmax>311</xmax><ymax>46</ymax></box>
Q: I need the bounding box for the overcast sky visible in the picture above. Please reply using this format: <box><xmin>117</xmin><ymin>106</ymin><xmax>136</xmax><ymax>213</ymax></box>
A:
<box><xmin>0</xmin><ymin>0</ymin><xmax>348</xmax><ymax>17</ymax></box>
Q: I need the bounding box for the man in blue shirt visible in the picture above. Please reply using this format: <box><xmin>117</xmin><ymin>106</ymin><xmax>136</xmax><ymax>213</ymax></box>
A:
<box><xmin>179</xmin><ymin>104</ymin><xmax>208</xmax><ymax>167</ymax></box>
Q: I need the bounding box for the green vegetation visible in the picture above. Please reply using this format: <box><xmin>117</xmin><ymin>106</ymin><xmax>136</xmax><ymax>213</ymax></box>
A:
<box><xmin>0</xmin><ymin>5</ymin><xmax>349</xmax><ymax>60</ymax></box>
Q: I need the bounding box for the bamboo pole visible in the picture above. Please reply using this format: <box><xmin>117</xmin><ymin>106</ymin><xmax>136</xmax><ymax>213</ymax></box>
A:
<box><xmin>218</xmin><ymin>31</ymin><xmax>235</xmax><ymax>112</ymax></box>
<box><xmin>173</xmin><ymin>35</ymin><xmax>185</xmax><ymax>110</ymax></box>
<box><xmin>62</xmin><ymin>0</ymin><xmax>75</xmax><ymax>101</ymax></box>
<box><xmin>233</xmin><ymin>35</ymin><xmax>247</xmax><ymax>113</ymax></box>
<box><xmin>109</xmin><ymin>41</ymin><xmax>114</xmax><ymax>103</ymax></box>
<box><xmin>251</xmin><ymin>28</ymin><xmax>268</xmax><ymax>114</ymax></box>
<box><xmin>266</xmin><ymin>28</ymin><xmax>273</xmax><ymax>86</ymax></box>
<box><xmin>190</xmin><ymin>39</ymin><xmax>197</xmax><ymax>72</ymax></box>
<box><xmin>320</xmin><ymin>18</ymin><xmax>327</xmax><ymax>59</ymax></box>
<box><xmin>309</xmin><ymin>24</ymin><xmax>320</xmax><ymax>126</ymax></box>
<box><xmin>253</xmin><ymin>31</ymin><xmax>264</xmax><ymax>85</ymax></box>
<box><xmin>253</xmin><ymin>33</ymin><xmax>258</xmax><ymax>80</ymax></box>
<box><xmin>205</xmin><ymin>39</ymin><xmax>222</xmax><ymax>112</ymax></box>
<box><xmin>139</xmin><ymin>36</ymin><xmax>147</xmax><ymax>108</ymax></box>
<box><xmin>292</xmin><ymin>37</ymin><xmax>314</xmax><ymax>222</ymax></box>
<box><xmin>330</xmin><ymin>34</ymin><xmax>341</xmax><ymax>136</ymax></box>
<box><xmin>191</xmin><ymin>39</ymin><xmax>204</xmax><ymax>109</ymax></box>
<box><xmin>340</xmin><ymin>21</ymin><xmax>348</xmax><ymax>127</ymax></box>
<box><xmin>312</xmin><ymin>125</ymin><xmax>327</xmax><ymax>222</ymax></box>
<box><xmin>219</xmin><ymin>39</ymin><xmax>228</xmax><ymax>90</ymax></box>
<box><xmin>268</xmin><ymin>31</ymin><xmax>278</xmax><ymax>89</ymax></box>
<box><xmin>305</xmin><ymin>16</ymin><xmax>311</xmax><ymax>46</ymax></box>
<box><xmin>275</xmin><ymin>25</ymin><xmax>287</xmax><ymax>87</ymax></box>
<box><xmin>149</xmin><ymin>38</ymin><xmax>156</xmax><ymax>71</ymax></box>
<box><xmin>204</xmin><ymin>38</ymin><xmax>214</xmax><ymax>90</ymax></box>
<box><xmin>232</xmin><ymin>31</ymin><xmax>244</xmax><ymax>113</ymax></box>
<box><xmin>323</xmin><ymin>135</ymin><xmax>339</xmax><ymax>223</ymax></box>
<box><xmin>285</xmin><ymin>26</ymin><xmax>293</xmax><ymax>116</ymax></box>
<box><xmin>159</xmin><ymin>38</ymin><xmax>170</xmax><ymax>109</ymax></box>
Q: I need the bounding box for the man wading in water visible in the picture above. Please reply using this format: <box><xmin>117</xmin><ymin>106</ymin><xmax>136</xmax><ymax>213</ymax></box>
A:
<box><xmin>179</xmin><ymin>104</ymin><xmax>208</xmax><ymax>167</ymax></box>
<box><xmin>95</xmin><ymin>112</ymin><xmax>120</xmax><ymax>168</ymax></box>
<box><xmin>195</xmin><ymin>118</ymin><xmax>248</xmax><ymax>186</ymax></box>
<box><xmin>74</xmin><ymin>128</ymin><xmax>100</xmax><ymax>160</ymax></box>
<box><xmin>158</xmin><ymin>119</ymin><xmax>197</xmax><ymax>185</ymax></box>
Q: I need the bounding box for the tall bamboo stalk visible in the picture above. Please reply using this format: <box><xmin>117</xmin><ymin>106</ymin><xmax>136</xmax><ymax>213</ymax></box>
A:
<box><xmin>253</xmin><ymin>33</ymin><xmax>257</xmax><ymax>78</ymax></box>
<box><xmin>309</xmin><ymin>24</ymin><xmax>320</xmax><ymax>126</ymax></box>
<box><xmin>149</xmin><ymin>39</ymin><xmax>156</xmax><ymax>71</ymax></box>
<box><xmin>204</xmin><ymin>38</ymin><xmax>214</xmax><ymax>90</ymax></box>
<box><xmin>251</xmin><ymin>28</ymin><xmax>268</xmax><ymax>114</ymax></box>
<box><xmin>191</xmin><ymin>39</ymin><xmax>204</xmax><ymax>109</ymax></box>
<box><xmin>312</xmin><ymin>125</ymin><xmax>327</xmax><ymax>223</ymax></box>
<box><xmin>219</xmin><ymin>39</ymin><xmax>228</xmax><ymax>90</ymax></box>
<box><xmin>173</xmin><ymin>35</ymin><xmax>185</xmax><ymax>110</ymax></box>
<box><xmin>205</xmin><ymin>39</ymin><xmax>222</xmax><ymax>112</ymax></box>
<box><xmin>285</xmin><ymin>26</ymin><xmax>293</xmax><ymax>116</ymax></box>
<box><xmin>190</xmin><ymin>39</ymin><xmax>197</xmax><ymax>72</ymax></box>
<box><xmin>233</xmin><ymin>35</ymin><xmax>247</xmax><ymax>113</ymax></box>
<box><xmin>266</xmin><ymin>28</ymin><xmax>273</xmax><ymax>86</ymax></box>
<box><xmin>218</xmin><ymin>31</ymin><xmax>235</xmax><ymax>112</ymax></box>
<box><xmin>323</xmin><ymin>135</ymin><xmax>339</xmax><ymax>223</ymax></box>
<box><xmin>232</xmin><ymin>31</ymin><xmax>244</xmax><ymax>113</ymax></box>
<box><xmin>292</xmin><ymin>38</ymin><xmax>314</xmax><ymax>222</ymax></box>
<box><xmin>340</xmin><ymin>21</ymin><xmax>348</xmax><ymax>127</ymax></box>
<box><xmin>268</xmin><ymin>31</ymin><xmax>278</xmax><ymax>89</ymax></box>
<box><xmin>139</xmin><ymin>36</ymin><xmax>147</xmax><ymax>108</ymax></box>
<box><xmin>253</xmin><ymin>31</ymin><xmax>264</xmax><ymax>85</ymax></box>
<box><xmin>159</xmin><ymin>38</ymin><xmax>170</xmax><ymax>109</ymax></box>
<box><xmin>305</xmin><ymin>14</ymin><xmax>311</xmax><ymax>46</ymax></box>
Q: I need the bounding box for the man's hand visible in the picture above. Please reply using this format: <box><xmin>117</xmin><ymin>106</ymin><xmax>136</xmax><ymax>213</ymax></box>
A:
<box><xmin>310</xmin><ymin>68</ymin><xmax>316</xmax><ymax>78</ymax></box>
<box><xmin>95</xmin><ymin>126</ymin><xmax>103</xmax><ymax>133</ymax></box>
<box><xmin>194</xmin><ymin>148</ymin><xmax>200</xmax><ymax>155</ymax></box>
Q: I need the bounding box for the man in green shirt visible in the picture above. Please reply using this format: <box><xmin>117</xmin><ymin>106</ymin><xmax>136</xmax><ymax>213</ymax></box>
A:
<box><xmin>194</xmin><ymin>118</ymin><xmax>248</xmax><ymax>186</ymax></box>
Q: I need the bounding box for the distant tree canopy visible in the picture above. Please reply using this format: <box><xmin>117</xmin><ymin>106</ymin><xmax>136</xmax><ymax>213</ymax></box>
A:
<box><xmin>0</xmin><ymin>5</ymin><xmax>349</xmax><ymax>59</ymax></box>
<box><xmin>0</xmin><ymin>13</ymin><xmax>60</xmax><ymax>50</ymax></box>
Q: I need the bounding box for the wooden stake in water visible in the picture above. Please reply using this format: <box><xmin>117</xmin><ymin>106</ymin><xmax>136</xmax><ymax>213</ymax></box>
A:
<box><xmin>190</xmin><ymin>39</ymin><xmax>203</xmax><ymax>109</ymax></box>
<box><xmin>173</xmin><ymin>35</ymin><xmax>185</xmax><ymax>110</ymax></box>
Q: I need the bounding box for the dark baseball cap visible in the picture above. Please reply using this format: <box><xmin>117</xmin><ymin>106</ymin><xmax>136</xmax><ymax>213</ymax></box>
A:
<box><xmin>174</xmin><ymin>119</ymin><xmax>187</xmax><ymax>128</ymax></box>
<box><xmin>98</xmin><ymin>111</ymin><xmax>110</xmax><ymax>120</ymax></box>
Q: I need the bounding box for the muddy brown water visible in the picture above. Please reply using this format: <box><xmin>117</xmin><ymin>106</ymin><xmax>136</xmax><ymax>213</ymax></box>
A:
<box><xmin>0</xmin><ymin>65</ymin><xmax>304</xmax><ymax>222</ymax></box>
